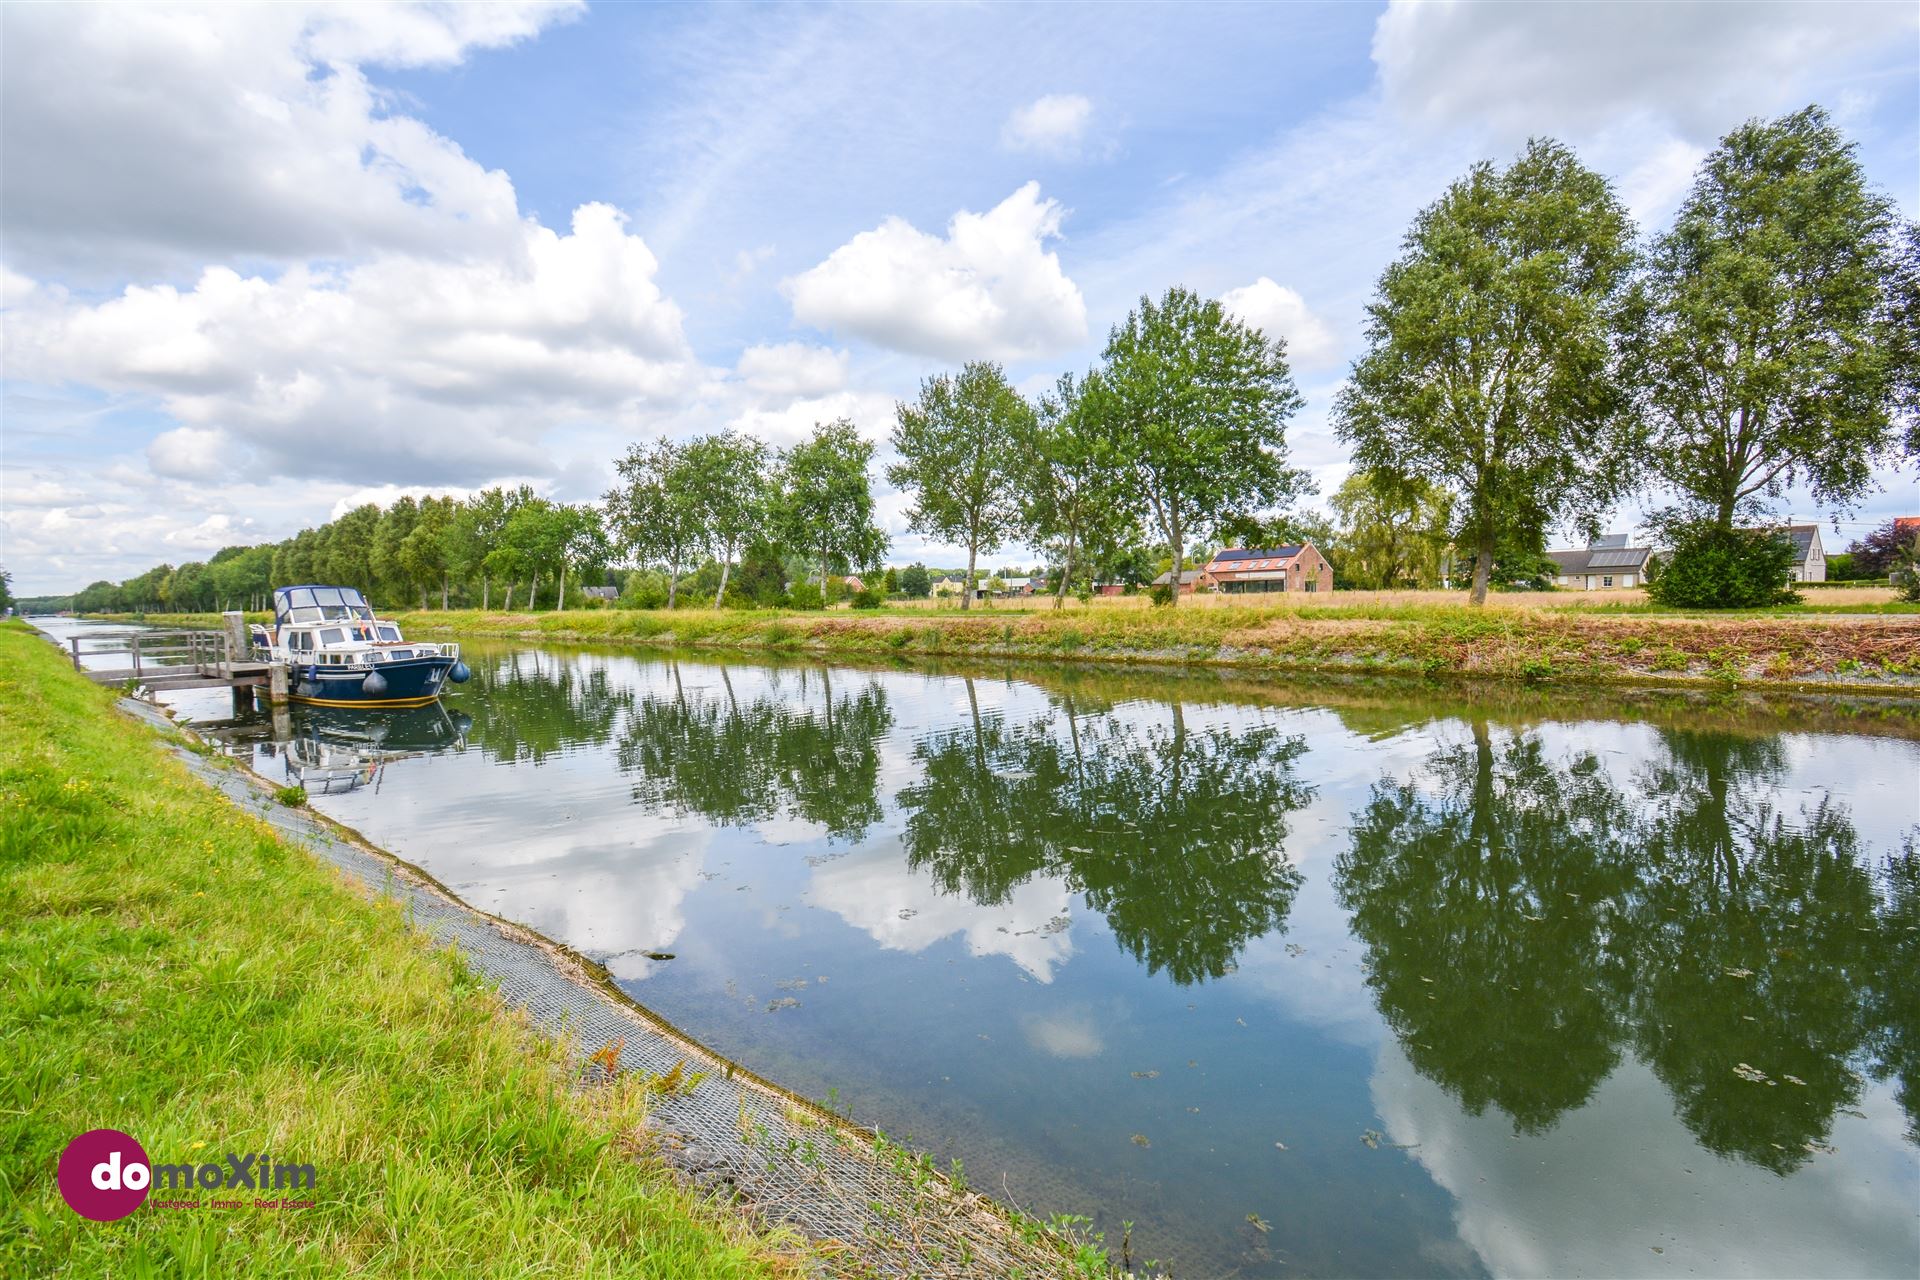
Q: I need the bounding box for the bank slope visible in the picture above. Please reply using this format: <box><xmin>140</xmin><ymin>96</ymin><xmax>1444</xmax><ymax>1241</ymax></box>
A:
<box><xmin>0</xmin><ymin>622</ymin><xmax>795</xmax><ymax>1278</ymax></box>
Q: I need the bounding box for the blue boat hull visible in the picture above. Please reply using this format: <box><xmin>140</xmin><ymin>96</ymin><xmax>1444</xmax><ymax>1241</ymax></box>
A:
<box><xmin>287</xmin><ymin>656</ymin><xmax>457</xmax><ymax>708</ymax></box>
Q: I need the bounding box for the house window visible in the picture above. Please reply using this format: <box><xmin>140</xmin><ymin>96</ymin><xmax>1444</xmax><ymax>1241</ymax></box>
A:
<box><xmin>1603</xmin><ymin>576</ymin><xmax>1613</xmax><ymax>588</ymax></box>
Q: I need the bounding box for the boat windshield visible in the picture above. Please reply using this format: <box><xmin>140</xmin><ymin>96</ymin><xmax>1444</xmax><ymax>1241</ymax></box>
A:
<box><xmin>276</xmin><ymin>586</ymin><xmax>377</xmax><ymax>625</ymax></box>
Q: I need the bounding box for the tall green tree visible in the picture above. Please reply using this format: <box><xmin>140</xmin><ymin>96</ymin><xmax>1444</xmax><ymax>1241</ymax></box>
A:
<box><xmin>403</xmin><ymin>496</ymin><xmax>458</xmax><ymax>608</ymax></box>
<box><xmin>450</xmin><ymin>487</ymin><xmax>524</xmax><ymax>609</ymax></box>
<box><xmin>1018</xmin><ymin>372</ymin><xmax>1129</xmax><ymax>609</ymax></box>
<box><xmin>323</xmin><ymin>505</ymin><xmax>382</xmax><ymax>597</ymax></box>
<box><xmin>776</xmin><ymin>419</ymin><xmax>888</xmax><ymax>595</ymax></box>
<box><xmin>679</xmin><ymin>430</ymin><xmax>771</xmax><ymax>608</ymax></box>
<box><xmin>551</xmin><ymin>504</ymin><xmax>610</xmax><ymax>611</ymax></box>
<box><xmin>373</xmin><ymin>495</ymin><xmax>420</xmax><ymax>605</ymax></box>
<box><xmin>1628</xmin><ymin>107</ymin><xmax>1909</xmax><ymax>531</ymax></box>
<box><xmin>605</xmin><ymin>439</ymin><xmax>702</xmax><ymax>609</ymax></box>
<box><xmin>887</xmin><ymin>361</ymin><xmax>1033</xmax><ymax>612</ymax></box>
<box><xmin>1082</xmin><ymin>286</ymin><xmax>1306</xmax><ymax>608</ymax></box>
<box><xmin>1336</xmin><ymin>138</ymin><xmax>1638</xmax><ymax>605</ymax></box>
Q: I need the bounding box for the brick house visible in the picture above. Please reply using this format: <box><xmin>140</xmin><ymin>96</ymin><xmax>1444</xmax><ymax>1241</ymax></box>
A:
<box><xmin>1202</xmin><ymin>544</ymin><xmax>1334</xmax><ymax>594</ymax></box>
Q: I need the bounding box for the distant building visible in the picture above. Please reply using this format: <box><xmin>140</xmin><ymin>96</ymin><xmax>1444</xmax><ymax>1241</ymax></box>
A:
<box><xmin>1150</xmin><ymin>568</ymin><xmax>1210</xmax><ymax>593</ymax></box>
<box><xmin>931</xmin><ymin>576</ymin><xmax>966</xmax><ymax>597</ymax></box>
<box><xmin>974</xmin><ymin>575</ymin><xmax>1033</xmax><ymax>599</ymax></box>
<box><xmin>1547</xmin><ymin>533</ymin><xmax>1655</xmax><ymax>590</ymax></box>
<box><xmin>1202</xmin><ymin>544</ymin><xmax>1334</xmax><ymax>594</ymax></box>
<box><xmin>1745</xmin><ymin>524</ymin><xmax>1825</xmax><ymax>583</ymax></box>
<box><xmin>1092</xmin><ymin>582</ymin><xmax>1127</xmax><ymax>597</ymax></box>
<box><xmin>581</xmin><ymin>585</ymin><xmax>619</xmax><ymax>601</ymax></box>
<box><xmin>843</xmin><ymin>575</ymin><xmax>866</xmax><ymax>594</ymax></box>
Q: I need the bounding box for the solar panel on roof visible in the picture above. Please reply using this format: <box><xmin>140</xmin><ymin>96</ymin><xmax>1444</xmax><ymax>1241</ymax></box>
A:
<box><xmin>1587</xmin><ymin>548</ymin><xmax>1646</xmax><ymax>568</ymax></box>
<box><xmin>1589</xmin><ymin>533</ymin><xmax>1630</xmax><ymax>549</ymax></box>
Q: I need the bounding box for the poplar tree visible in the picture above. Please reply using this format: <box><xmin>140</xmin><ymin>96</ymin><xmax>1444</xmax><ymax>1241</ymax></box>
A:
<box><xmin>1336</xmin><ymin>139</ymin><xmax>1638</xmax><ymax>605</ymax></box>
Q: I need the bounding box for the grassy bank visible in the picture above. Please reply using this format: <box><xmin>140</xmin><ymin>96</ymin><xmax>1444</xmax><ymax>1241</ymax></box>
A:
<box><xmin>81</xmin><ymin>593</ymin><xmax>1920</xmax><ymax>691</ymax></box>
<box><xmin>0</xmin><ymin>622</ymin><xmax>797</xmax><ymax>1277</ymax></box>
<box><xmin>97</xmin><ymin>597</ymin><xmax>1920</xmax><ymax>693</ymax></box>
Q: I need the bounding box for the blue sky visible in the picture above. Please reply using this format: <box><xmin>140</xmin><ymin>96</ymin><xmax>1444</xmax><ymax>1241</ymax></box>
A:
<box><xmin>2</xmin><ymin>1</ymin><xmax>1916</xmax><ymax>594</ymax></box>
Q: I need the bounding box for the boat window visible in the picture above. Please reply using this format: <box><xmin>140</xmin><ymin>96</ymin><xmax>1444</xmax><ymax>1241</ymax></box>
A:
<box><xmin>312</xmin><ymin>588</ymin><xmax>344</xmax><ymax>607</ymax></box>
<box><xmin>378</xmin><ymin>626</ymin><xmax>401</xmax><ymax>641</ymax></box>
<box><xmin>288</xmin><ymin>588</ymin><xmax>316</xmax><ymax>610</ymax></box>
<box><xmin>319</xmin><ymin>628</ymin><xmax>345</xmax><ymax>646</ymax></box>
<box><xmin>342</xmin><ymin>588</ymin><xmax>366</xmax><ymax>605</ymax></box>
<box><xmin>389</xmin><ymin>650</ymin><xmax>412</xmax><ymax>661</ymax></box>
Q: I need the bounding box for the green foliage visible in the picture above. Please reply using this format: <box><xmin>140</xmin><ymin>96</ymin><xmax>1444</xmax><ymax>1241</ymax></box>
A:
<box><xmin>1083</xmin><ymin>286</ymin><xmax>1308</xmax><ymax>606</ymax></box>
<box><xmin>850</xmin><ymin>583</ymin><xmax>885</xmax><ymax>609</ymax></box>
<box><xmin>787</xmin><ymin>581</ymin><xmax>824</xmax><ymax>610</ymax></box>
<box><xmin>774</xmin><ymin>419</ymin><xmax>887</xmax><ymax>593</ymax></box>
<box><xmin>1647</xmin><ymin>522</ymin><xmax>1799</xmax><ymax>608</ymax></box>
<box><xmin>618</xmin><ymin>570</ymin><xmax>672</xmax><ymax>610</ymax></box>
<box><xmin>1016</xmin><ymin>372</ymin><xmax>1132</xmax><ymax>609</ymax></box>
<box><xmin>887</xmin><ymin>361</ymin><xmax>1033</xmax><ymax>610</ymax></box>
<box><xmin>1329</xmin><ymin>470</ymin><xmax>1454</xmax><ymax>589</ymax></box>
<box><xmin>1337</xmin><ymin>137</ymin><xmax>1637</xmax><ymax>603</ymax></box>
<box><xmin>1629</xmin><ymin>106</ymin><xmax>1907</xmax><ymax>530</ymax></box>
<box><xmin>899</xmin><ymin>562</ymin><xmax>932</xmax><ymax>598</ymax></box>
<box><xmin>605</xmin><ymin>439</ymin><xmax>702</xmax><ymax>608</ymax></box>
<box><xmin>678</xmin><ymin>430</ymin><xmax>773</xmax><ymax>608</ymax></box>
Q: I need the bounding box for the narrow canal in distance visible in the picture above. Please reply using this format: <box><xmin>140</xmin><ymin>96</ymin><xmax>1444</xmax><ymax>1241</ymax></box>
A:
<box><xmin>44</xmin><ymin>618</ymin><xmax>1920</xmax><ymax>1278</ymax></box>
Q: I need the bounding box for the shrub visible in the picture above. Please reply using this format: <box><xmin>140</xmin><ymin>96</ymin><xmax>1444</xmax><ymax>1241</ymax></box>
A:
<box><xmin>788</xmin><ymin>581</ymin><xmax>825</xmax><ymax>610</ymax></box>
<box><xmin>1148</xmin><ymin>583</ymin><xmax>1175</xmax><ymax>607</ymax></box>
<box><xmin>618</xmin><ymin>571</ymin><xmax>670</xmax><ymax>610</ymax></box>
<box><xmin>850</xmin><ymin>584</ymin><xmax>885</xmax><ymax>609</ymax></box>
<box><xmin>1646</xmin><ymin>523</ymin><xmax>1798</xmax><ymax>608</ymax></box>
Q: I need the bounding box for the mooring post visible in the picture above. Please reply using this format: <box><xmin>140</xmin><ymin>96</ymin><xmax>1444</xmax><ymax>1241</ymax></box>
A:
<box><xmin>220</xmin><ymin>611</ymin><xmax>248</xmax><ymax>673</ymax></box>
<box><xmin>268</xmin><ymin>662</ymin><xmax>289</xmax><ymax>707</ymax></box>
<box><xmin>232</xmin><ymin>683</ymin><xmax>252</xmax><ymax>718</ymax></box>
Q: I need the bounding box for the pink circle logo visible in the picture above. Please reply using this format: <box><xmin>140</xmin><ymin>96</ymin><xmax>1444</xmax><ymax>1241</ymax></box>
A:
<box><xmin>57</xmin><ymin>1129</ymin><xmax>151</xmax><ymax>1221</ymax></box>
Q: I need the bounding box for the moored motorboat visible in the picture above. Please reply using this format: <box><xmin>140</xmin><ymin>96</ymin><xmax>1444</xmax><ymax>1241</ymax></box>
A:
<box><xmin>267</xmin><ymin>585</ymin><xmax>470</xmax><ymax>708</ymax></box>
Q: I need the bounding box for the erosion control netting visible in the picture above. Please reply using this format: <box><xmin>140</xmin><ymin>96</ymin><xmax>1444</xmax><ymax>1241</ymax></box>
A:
<box><xmin>123</xmin><ymin>699</ymin><xmax>1082</xmax><ymax>1278</ymax></box>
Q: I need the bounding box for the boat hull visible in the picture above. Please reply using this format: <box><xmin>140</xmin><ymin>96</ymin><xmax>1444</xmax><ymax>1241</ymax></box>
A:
<box><xmin>285</xmin><ymin>655</ymin><xmax>457</xmax><ymax>708</ymax></box>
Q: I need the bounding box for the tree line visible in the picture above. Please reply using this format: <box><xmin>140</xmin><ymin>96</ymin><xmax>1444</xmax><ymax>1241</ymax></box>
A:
<box><xmin>43</xmin><ymin>104</ymin><xmax>1918</xmax><ymax>616</ymax></box>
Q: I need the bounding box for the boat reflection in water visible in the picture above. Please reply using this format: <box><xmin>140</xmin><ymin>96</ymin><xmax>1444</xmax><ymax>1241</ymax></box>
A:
<box><xmin>262</xmin><ymin>701</ymin><xmax>473</xmax><ymax>795</ymax></box>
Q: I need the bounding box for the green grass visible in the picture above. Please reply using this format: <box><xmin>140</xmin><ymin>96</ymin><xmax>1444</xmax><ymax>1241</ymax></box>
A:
<box><xmin>85</xmin><ymin>598</ymin><xmax>1920</xmax><ymax>693</ymax></box>
<box><xmin>0</xmin><ymin>623</ymin><xmax>797</xmax><ymax>1278</ymax></box>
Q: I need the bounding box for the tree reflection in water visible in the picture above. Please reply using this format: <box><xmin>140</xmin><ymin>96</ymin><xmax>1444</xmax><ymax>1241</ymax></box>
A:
<box><xmin>616</xmin><ymin>664</ymin><xmax>894</xmax><ymax>842</ymax></box>
<box><xmin>1337</xmin><ymin>720</ymin><xmax>1911</xmax><ymax>1174</ymax></box>
<box><xmin>465</xmin><ymin>650</ymin><xmax>632</xmax><ymax>764</ymax></box>
<box><xmin>897</xmin><ymin>681</ymin><xmax>1315</xmax><ymax>984</ymax></box>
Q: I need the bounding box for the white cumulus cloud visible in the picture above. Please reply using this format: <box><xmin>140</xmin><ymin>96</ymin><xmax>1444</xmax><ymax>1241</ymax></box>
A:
<box><xmin>1219</xmin><ymin>277</ymin><xmax>1339</xmax><ymax>371</ymax></box>
<box><xmin>0</xmin><ymin>2</ymin><xmax>580</xmax><ymax>278</ymax></box>
<box><xmin>5</xmin><ymin>204</ymin><xmax>702</xmax><ymax>486</ymax></box>
<box><xmin>1001</xmin><ymin>93</ymin><xmax>1097</xmax><ymax>159</ymax></box>
<box><xmin>1372</xmin><ymin>0</ymin><xmax>1918</xmax><ymax>140</ymax></box>
<box><xmin>783</xmin><ymin>182</ymin><xmax>1088</xmax><ymax>362</ymax></box>
<box><xmin>736</xmin><ymin>342</ymin><xmax>849</xmax><ymax>397</ymax></box>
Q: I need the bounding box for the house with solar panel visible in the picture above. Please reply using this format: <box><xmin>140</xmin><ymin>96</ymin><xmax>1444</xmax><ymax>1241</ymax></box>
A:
<box><xmin>1741</xmin><ymin>524</ymin><xmax>1827</xmax><ymax>582</ymax></box>
<box><xmin>1547</xmin><ymin>534</ymin><xmax>1656</xmax><ymax>590</ymax></box>
<box><xmin>1199</xmin><ymin>544</ymin><xmax>1335</xmax><ymax>594</ymax></box>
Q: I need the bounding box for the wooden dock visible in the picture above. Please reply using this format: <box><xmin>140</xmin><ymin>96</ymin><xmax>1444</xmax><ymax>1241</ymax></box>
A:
<box><xmin>70</xmin><ymin>619</ymin><xmax>277</xmax><ymax>702</ymax></box>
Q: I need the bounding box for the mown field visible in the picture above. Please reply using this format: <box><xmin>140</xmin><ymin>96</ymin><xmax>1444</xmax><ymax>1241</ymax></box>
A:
<box><xmin>0</xmin><ymin>622</ymin><xmax>800</xmax><ymax>1278</ymax></box>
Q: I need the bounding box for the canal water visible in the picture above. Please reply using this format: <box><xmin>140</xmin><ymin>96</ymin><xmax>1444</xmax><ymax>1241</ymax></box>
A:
<box><xmin>39</xmin><ymin>619</ymin><xmax>1920</xmax><ymax>1277</ymax></box>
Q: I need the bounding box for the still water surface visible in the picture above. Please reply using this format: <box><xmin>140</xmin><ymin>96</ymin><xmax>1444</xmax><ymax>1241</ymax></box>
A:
<box><xmin>48</xmin><ymin>621</ymin><xmax>1920</xmax><ymax>1277</ymax></box>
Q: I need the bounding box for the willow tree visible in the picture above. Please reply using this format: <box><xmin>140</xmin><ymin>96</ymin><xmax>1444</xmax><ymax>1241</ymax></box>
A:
<box><xmin>1083</xmin><ymin>286</ymin><xmax>1306</xmax><ymax>607</ymax></box>
<box><xmin>1628</xmin><ymin>107</ymin><xmax>1909</xmax><ymax>531</ymax></box>
<box><xmin>887</xmin><ymin>361</ymin><xmax>1032</xmax><ymax>611</ymax></box>
<box><xmin>1336</xmin><ymin>138</ymin><xmax>1637</xmax><ymax>605</ymax></box>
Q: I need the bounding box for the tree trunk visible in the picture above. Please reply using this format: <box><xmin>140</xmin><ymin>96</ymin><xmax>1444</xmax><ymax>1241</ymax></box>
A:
<box><xmin>1054</xmin><ymin>532</ymin><xmax>1075</xmax><ymax>611</ymax></box>
<box><xmin>1469</xmin><ymin>526</ymin><xmax>1493</xmax><ymax>607</ymax></box>
<box><xmin>557</xmin><ymin>565</ymin><xmax>567</xmax><ymax>612</ymax></box>
<box><xmin>1167</xmin><ymin>511</ymin><xmax>1185</xmax><ymax>608</ymax></box>
<box><xmin>963</xmin><ymin>541</ymin><xmax>976</xmax><ymax>612</ymax></box>
<box><xmin>503</xmin><ymin>582</ymin><xmax>514</xmax><ymax>611</ymax></box>
<box><xmin>441</xmin><ymin>573</ymin><xmax>449</xmax><ymax>610</ymax></box>
<box><xmin>667</xmin><ymin>561</ymin><xmax>679</xmax><ymax>610</ymax></box>
<box><xmin>528</xmin><ymin>572</ymin><xmax>539</xmax><ymax>611</ymax></box>
<box><xmin>714</xmin><ymin>547</ymin><xmax>732</xmax><ymax>610</ymax></box>
<box><xmin>483</xmin><ymin>576</ymin><xmax>491</xmax><ymax>610</ymax></box>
